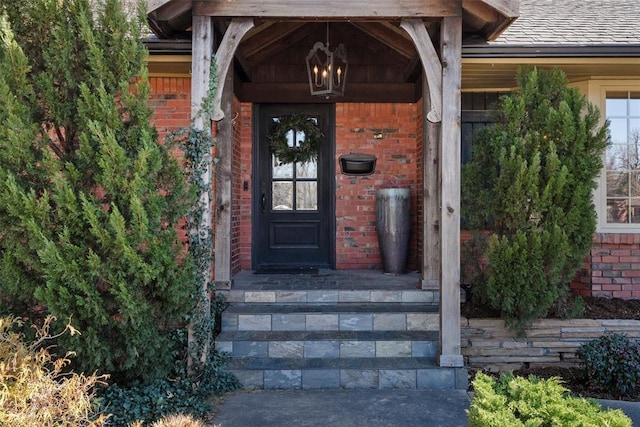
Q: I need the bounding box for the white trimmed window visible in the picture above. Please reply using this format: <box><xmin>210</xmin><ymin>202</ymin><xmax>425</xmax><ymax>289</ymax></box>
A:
<box><xmin>604</xmin><ymin>90</ymin><xmax>640</xmax><ymax>226</ymax></box>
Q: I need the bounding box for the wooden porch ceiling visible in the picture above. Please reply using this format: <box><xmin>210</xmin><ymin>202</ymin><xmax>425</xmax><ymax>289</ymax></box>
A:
<box><xmin>146</xmin><ymin>0</ymin><xmax>519</xmax><ymax>103</ymax></box>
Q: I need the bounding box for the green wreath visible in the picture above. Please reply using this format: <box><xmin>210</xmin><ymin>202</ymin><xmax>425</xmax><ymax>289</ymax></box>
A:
<box><xmin>268</xmin><ymin>114</ymin><xmax>323</xmax><ymax>165</ymax></box>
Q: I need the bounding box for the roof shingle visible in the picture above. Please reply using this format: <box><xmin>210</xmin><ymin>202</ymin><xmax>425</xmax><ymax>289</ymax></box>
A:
<box><xmin>493</xmin><ymin>0</ymin><xmax>640</xmax><ymax>45</ymax></box>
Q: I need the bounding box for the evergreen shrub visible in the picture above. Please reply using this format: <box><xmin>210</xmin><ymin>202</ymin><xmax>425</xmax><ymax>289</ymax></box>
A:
<box><xmin>462</xmin><ymin>67</ymin><xmax>608</xmax><ymax>333</ymax></box>
<box><xmin>0</xmin><ymin>0</ymin><xmax>196</xmax><ymax>381</ymax></box>
<box><xmin>468</xmin><ymin>372</ymin><xmax>632</xmax><ymax>427</ymax></box>
<box><xmin>577</xmin><ymin>334</ymin><xmax>640</xmax><ymax>398</ymax></box>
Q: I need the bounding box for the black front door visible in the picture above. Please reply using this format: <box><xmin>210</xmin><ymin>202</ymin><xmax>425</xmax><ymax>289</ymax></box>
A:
<box><xmin>253</xmin><ymin>104</ymin><xmax>335</xmax><ymax>269</ymax></box>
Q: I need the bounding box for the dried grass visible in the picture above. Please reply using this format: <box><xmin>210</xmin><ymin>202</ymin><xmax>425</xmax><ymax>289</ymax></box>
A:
<box><xmin>0</xmin><ymin>316</ymin><xmax>109</xmax><ymax>426</ymax></box>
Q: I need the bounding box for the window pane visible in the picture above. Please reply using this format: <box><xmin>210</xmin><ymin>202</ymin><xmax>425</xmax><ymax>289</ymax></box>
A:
<box><xmin>607</xmin><ymin>199</ymin><xmax>629</xmax><ymax>223</ymax></box>
<box><xmin>630</xmin><ymin>92</ymin><xmax>640</xmax><ymax>117</ymax></box>
<box><xmin>608</xmin><ymin>118</ymin><xmax>628</xmax><ymax>144</ymax></box>
<box><xmin>630</xmin><ymin>117</ymin><xmax>640</xmax><ymax>142</ymax></box>
<box><xmin>297</xmin><ymin>160</ymin><xmax>317</xmax><ymax>178</ymax></box>
<box><xmin>606</xmin><ymin>144</ymin><xmax>628</xmax><ymax>170</ymax></box>
<box><xmin>296</xmin><ymin>182</ymin><xmax>317</xmax><ymax>210</ymax></box>
<box><xmin>606</xmin><ymin>93</ymin><xmax>628</xmax><ymax>116</ymax></box>
<box><xmin>632</xmin><ymin>172</ymin><xmax>640</xmax><ymax>197</ymax></box>
<box><xmin>272</xmin><ymin>182</ymin><xmax>293</xmax><ymax>210</ymax></box>
<box><xmin>631</xmin><ymin>199</ymin><xmax>640</xmax><ymax>223</ymax></box>
<box><xmin>273</xmin><ymin>155</ymin><xmax>293</xmax><ymax>178</ymax></box>
<box><xmin>631</xmin><ymin>138</ymin><xmax>640</xmax><ymax>170</ymax></box>
<box><xmin>606</xmin><ymin>172</ymin><xmax>629</xmax><ymax>197</ymax></box>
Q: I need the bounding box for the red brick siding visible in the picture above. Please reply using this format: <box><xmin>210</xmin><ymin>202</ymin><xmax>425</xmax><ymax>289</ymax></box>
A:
<box><xmin>571</xmin><ymin>233</ymin><xmax>640</xmax><ymax>299</ymax></box>
<box><xmin>148</xmin><ymin>79</ymin><xmax>640</xmax><ymax>298</ymax></box>
<box><xmin>149</xmin><ymin>77</ymin><xmax>192</xmax><ymax>246</ymax></box>
<box><xmin>234</xmin><ymin>102</ymin><xmax>253</xmax><ymax>272</ymax></box>
<box><xmin>149</xmin><ymin>77</ymin><xmax>191</xmax><ymax>141</ymax></box>
<box><xmin>334</xmin><ymin>103</ymin><xmax>420</xmax><ymax>270</ymax></box>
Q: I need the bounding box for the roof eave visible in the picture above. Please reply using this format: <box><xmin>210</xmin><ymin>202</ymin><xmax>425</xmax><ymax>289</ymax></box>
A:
<box><xmin>462</xmin><ymin>44</ymin><xmax>640</xmax><ymax>58</ymax></box>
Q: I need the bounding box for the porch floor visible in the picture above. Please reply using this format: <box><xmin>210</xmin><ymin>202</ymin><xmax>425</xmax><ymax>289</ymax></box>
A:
<box><xmin>230</xmin><ymin>269</ymin><xmax>423</xmax><ymax>291</ymax></box>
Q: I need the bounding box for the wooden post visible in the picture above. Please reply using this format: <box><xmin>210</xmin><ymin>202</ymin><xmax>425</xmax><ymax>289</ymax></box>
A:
<box><xmin>438</xmin><ymin>15</ymin><xmax>463</xmax><ymax>367</ymax></box>
<box><xmin>209</xmin><ymin>18</ymin><xmax>253</xmax><ymax>288</ymax></box>
<box><xmin>214</xmin><ymin>63</ymin><xmax>234</xmax><ymax>288</ymax></box>
<box><xmin>189</xmin><ymin>15</ymin><xmax>214</xmax><ymax>367</ymax></box>
<box><xmin>422</xmin><ymin>73</ymin><xmax>440</xmax><ymax>290</ymax></box>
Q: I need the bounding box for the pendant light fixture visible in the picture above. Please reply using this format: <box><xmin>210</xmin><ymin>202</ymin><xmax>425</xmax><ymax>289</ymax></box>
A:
<box><xmin>305</xmin><ymin>23</ymin><xmax>348</xmax><ymax>98</ymax></box>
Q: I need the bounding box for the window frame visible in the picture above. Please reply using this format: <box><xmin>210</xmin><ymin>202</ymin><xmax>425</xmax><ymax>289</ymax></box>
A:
<box><xmin>593</xmin><ymin>81</ymin><xmax>640</xmax><ymax>233</ymax></box>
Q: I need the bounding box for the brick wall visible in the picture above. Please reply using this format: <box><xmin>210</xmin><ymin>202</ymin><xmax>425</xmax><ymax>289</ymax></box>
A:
<box><xmin>334</xmin><ymin>103</ymin><xmax>420</xmax><ymax>270</ymax></box>
<box><xmin>147</xmin><ymin>78</ymin><xmax>640</xmax><ymax>295</ymax></box>
<box><xmin>149</xmin><ymin>77</ymin><xmax>191</xmax><ymax>141</ymax></box>
<box><xmin>149</xmin><ymin>76</ymin><xmax>192</xmax><ymax>246</ymax></box>
<box><xmin>234</xmin><ymin>102</ymin><xmax>253</xmax><ymax>271</ymax></box>
<box><xmin>571</xmin><ymin>233</ymin><xmax>640</xmax><ymax>299</ymax></box>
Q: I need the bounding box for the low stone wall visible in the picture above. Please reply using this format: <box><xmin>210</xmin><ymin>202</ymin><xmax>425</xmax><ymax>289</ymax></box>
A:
<box><xmin>461</xmin><ymin>317</ymin><xmax>640</xmax><ymax>372</ymax></box>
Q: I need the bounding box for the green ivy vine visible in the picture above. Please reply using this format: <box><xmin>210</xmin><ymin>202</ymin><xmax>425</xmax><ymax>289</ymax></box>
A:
<box><xmin>169</xmin><ymin>57</ymin><xmax>218</xmax><ymax>375</ymax></box>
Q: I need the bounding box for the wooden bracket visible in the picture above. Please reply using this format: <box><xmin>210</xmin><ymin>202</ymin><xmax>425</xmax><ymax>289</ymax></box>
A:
<box><xmin>212</xmin><ymin>18</ymin><xmax>255</xmax><ymax>121</ymax></box>
<box><xmin>400</xmin><ymin>18</ymin><xmax>442</xmax><ymax>123</ymax></box>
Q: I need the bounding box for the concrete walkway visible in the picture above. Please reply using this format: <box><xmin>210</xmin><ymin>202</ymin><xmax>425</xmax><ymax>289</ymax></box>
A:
<box><xmin>210</xmin><ymin>389</ymin><xmax>640</xmax><ymax>427</ymax></box>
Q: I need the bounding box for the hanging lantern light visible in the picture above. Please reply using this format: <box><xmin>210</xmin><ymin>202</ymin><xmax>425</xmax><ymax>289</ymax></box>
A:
<box><xmin>305</xmin><ymin>23</ymin><xmax>348</xmax><ymax>98</ymax></box>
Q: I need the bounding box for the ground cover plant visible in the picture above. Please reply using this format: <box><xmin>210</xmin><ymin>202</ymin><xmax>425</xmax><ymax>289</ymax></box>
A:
<box><xmin>577</xmin><ymin>334</ymin><xmax>640</xmax><ymax>399</ymax></box>
<box><xmin>468</xmin><ymin>372</ymin><xmax>632</xmax><ymax>426</ymax></box>
<box><xmin>462</xmin><ymin>66</ymin><xmax>609</xmax><ymax>333</ymax></box>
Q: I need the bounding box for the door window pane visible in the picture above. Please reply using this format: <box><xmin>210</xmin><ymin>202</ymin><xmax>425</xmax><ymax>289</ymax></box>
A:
<box><xmin>296</xmin><ymin>182</ymin><xmax>318</xmax><ymax>210</ymax></box>
<box><xmin>272</xmin><ymin>182</ymin><xmax>293</xmax><ymax>210</ymax></box>
<box><xmin>297</xmin><ymin>160</ymin><xmax>317</xmax><ymax>178</ymax></box>
<box><xmin>273</xmin><ymin>155</ymin><xmax>293</xmax><ymax>178</ymax></box>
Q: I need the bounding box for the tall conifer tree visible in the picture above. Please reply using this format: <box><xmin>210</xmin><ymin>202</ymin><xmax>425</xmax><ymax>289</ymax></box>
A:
<box><xmin>463</xmin><ymin>67</ymin><xmax>608</xmax><ymax>333</ymax></box>
<box><xmin>0</xmin><ymin>0</ymin><xmax>196</xmax><ymax>381</ymax></box>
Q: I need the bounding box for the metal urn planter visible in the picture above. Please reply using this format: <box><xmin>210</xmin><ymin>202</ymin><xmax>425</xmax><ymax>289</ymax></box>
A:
<box><xmin>376</xmin><ymin>188</ymin><xmax>410</xmax><ymax>275</ymax></box>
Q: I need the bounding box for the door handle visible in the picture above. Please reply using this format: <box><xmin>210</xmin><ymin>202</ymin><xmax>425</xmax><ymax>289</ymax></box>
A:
<box><xmin>261</xmin><ymin>193</ymin><xmax>266</xmax><ymax>213</ymax></box>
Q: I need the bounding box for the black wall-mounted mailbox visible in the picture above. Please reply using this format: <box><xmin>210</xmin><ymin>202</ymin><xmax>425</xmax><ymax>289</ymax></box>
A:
<box><xmin>339</xmin><ymin>153</ymin><xmax>377</xmax><ymax>176</ymax></box>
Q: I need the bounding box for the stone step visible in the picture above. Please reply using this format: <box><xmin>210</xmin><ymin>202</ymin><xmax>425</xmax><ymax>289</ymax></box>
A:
<box><xmin>221</xmin><ymin>303</ymin><xmax>439</xmax><ymax>332</ymax></box>
<box><xmin>220</xmin><ymin>289</ymin><xmax>439</xmax><ymax>304</ymax></box>
<box><xmin>216</xmin><ymin>330</ymin><xmax>439</xmax><ymax>359</ymax></box>
<box><xmin>224</xmin><ymin>357</ymin><xmax>467</xmax><ymax>390</ymax></box>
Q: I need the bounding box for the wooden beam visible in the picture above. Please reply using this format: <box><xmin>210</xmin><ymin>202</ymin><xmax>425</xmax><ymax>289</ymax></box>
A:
<box><xmin>214</xmin><ymin>63</ymin><xmax>234</xmax><ymax>288</ymax></box>
<box><xmin>462</xmin><ymin>0</ymin><xmax>498</xmax><ymax>24</ymax></box>
<box><xmin>422</xmin><ymin>73</ymin><xmax>441</xmax><ymax>290</ymax></box>
<box><xmin>481</xmin><ymin>0</ymin><xmax>519</xmax><ymax>18</ymax></box>
<box><xmin>438</xmin><ymin>15</ymin><xmax>463</xmax><ymax>368</ymax></box>
<box><xmin>193</xmin><ymin>0</ymin><xmax>460</xmax><ymax>18</ymax></box>
<box><xmin>400</xmin><ymin>18</ymin><xmax>442</xmax><ymax>123</ymax></box>
<box><xmin>246</xmin><ymin>24</ymin><xmax>318</xmax><ymax>67</ymax></box>
<box><xmin>241</xmin><ymin>22</ymin><xmax>306</xmax><ymax>58</ymax></box>
<box><xmin>212</xmin><ymin>18</ymin><xmax>255</xmax><ymax>121</ymax></box>
<box><xmin>236</xmin><ymin>82</ymin><xmax>419</xmax><ymax>104</ymax></box>
<box><xmin>352</xmin><ymin>23</ymin><xmax>415</xmax><ymax>59</ymax></box>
